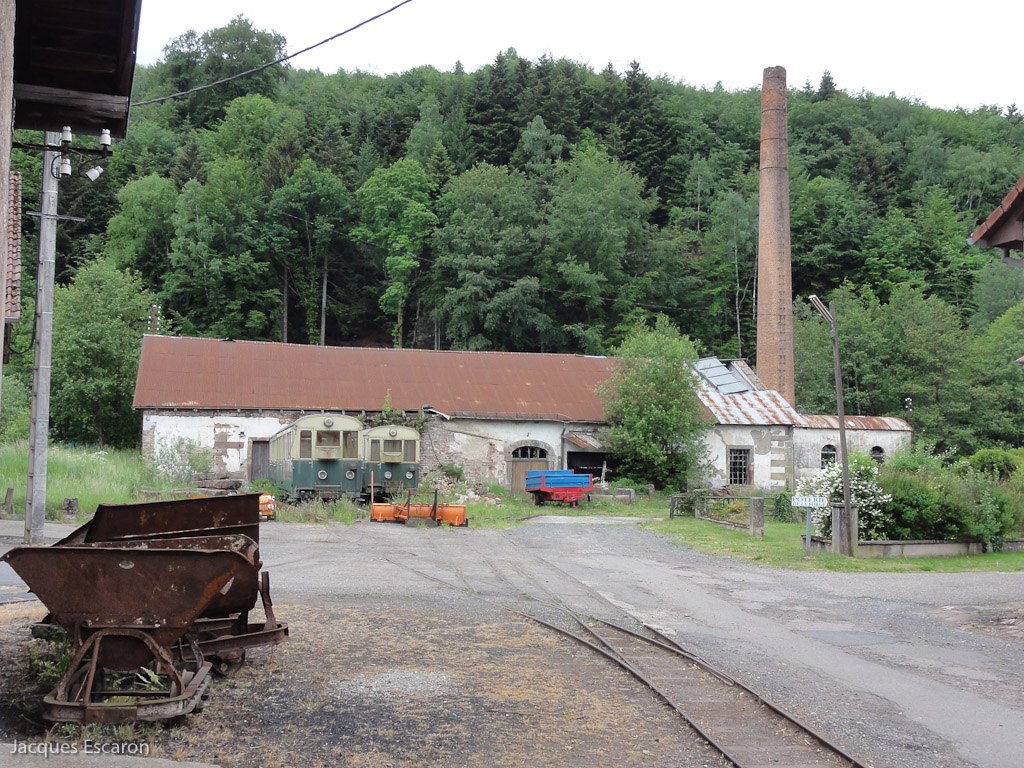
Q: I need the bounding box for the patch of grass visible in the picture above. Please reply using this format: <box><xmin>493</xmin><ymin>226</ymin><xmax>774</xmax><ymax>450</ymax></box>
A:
<box><xmin>0</xmin><ymin>441</ymin><xmax>183</xmax><ymax>521</ymax></box>
<box><xmin>274</xmin><ymin>497</ymin><xmax>367</xmax><ymax>525</ymax></box>
<box><xmin>644</xmin><ymin>516</ymin><xmax>1024</xmax><ymax>572</ymax></box>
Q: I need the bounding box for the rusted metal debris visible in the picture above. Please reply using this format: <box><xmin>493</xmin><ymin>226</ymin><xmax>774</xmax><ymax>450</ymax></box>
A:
<box><xmin>1</xmin><ymin>494</ymin><xmax>287</xmax><ymax>723</ymax></box>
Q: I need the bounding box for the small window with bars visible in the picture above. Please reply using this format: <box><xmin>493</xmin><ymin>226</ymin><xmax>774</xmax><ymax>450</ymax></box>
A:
<box><xmin>821</xmin><ymin>444</ymin><xmax>837</xmax><ymax>468</ymax></box>
<box><xmin>728</xmin><ymin>448</ymin><xmax>752</xmax><ymax>486</ymax></box>
<box><xmin>513</xmin><ymin>446</ymin><xmax>547</xmax><ymax>459</ymax></box>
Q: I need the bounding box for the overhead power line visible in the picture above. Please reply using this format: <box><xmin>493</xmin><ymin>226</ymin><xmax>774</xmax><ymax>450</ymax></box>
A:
<box><xmin>132</xmin><ymin>0</ymin><xmax>418</xmax><ymax>108</ymax></box>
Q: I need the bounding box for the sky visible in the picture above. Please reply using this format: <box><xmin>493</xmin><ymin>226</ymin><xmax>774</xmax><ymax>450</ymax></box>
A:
<box><xmin>135</xmin><ymin>0</ymin><xmax>1016</xmax><ymax>112</ymax></box>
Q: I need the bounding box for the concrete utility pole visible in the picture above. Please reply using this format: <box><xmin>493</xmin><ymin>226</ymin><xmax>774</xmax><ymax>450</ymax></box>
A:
<box><xmin>809</xmin><ymin>295</ymin><xmax>855</xmax><ymax>557</ymax></box>
<box><xmin>24</xmin><ymin>132</ymin><xmax>59</xmax><ymax>544</ymax></box>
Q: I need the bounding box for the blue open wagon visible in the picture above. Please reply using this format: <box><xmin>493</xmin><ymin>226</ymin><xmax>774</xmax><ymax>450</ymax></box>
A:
<box><xmin>524</xmin><ymin>470</ymin><xmax>594</xmax><ymax>507</ymax></box>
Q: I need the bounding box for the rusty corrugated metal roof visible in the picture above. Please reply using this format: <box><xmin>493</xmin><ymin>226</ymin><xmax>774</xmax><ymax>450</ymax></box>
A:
<box><xmin>566</xmin><ymin>431</ymin><xmax>603</xmax><ymax>450</ymax></box>
<box><xmin>695</xmin><ymin>381</ymin><xmax>802</xmax><ymax>426</ymax></box>
<box><xmin>800</xmin><ymin>415</ymin><xmax>911</xmax><ymax>431</ymax></box>
<box><xmin>133</xmin><ymin>335</ymin><xmax>615</xmax><ymax>422</ymax></box>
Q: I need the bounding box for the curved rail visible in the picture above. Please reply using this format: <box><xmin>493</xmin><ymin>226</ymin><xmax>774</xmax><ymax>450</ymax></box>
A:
<box><xmin>386</xmin><ymin>547</ymin><xmax>872</xmax><ymax>768</ymax></box>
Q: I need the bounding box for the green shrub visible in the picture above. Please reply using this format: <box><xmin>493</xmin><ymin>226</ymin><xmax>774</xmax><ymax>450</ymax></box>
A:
<box><xmin>773</xmin><ymin>485</ymin><xmax>798</xmax><ymax>522</ymax></box>
<box><xmin>151</xmin><ymin>436</ymin><xmax>213</xmax><ymax>485</ymax></box>
<box><xmin>878</xmin><ymin>444</ymin><xmax>1018</xmax><ymax>548</ymax></box>
<box><xmin>438</xmin><ymin>463</ymin><xmax>464</xmax><ymax>482</ymax></box>
<box><xmin>968</xmin><ymin>448</ymin><xmax>1019</xmax><ymax>480</ymax></box>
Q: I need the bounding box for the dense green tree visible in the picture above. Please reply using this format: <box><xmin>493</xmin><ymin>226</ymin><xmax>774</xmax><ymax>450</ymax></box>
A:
<box><xmin>105</xmin><ymin>174</ymin><xmax>179</xmax><ymax>291</ymax></box>
<box><xmin>432</xmin><ymin>163</ymin><xmax>547</xmax><ymax>350</ymax></box>
<box><xmin>154</xmin><ymin>16</ymin><xmax>288</xmax><ymax>129</ymax></box>
<box><xmin>264</xmin><ymin>159</ymin><xmax>354</xmax><ymax>344</ymax></box>
<box><xmin>537</xmin><ymin>146</ymin><xmax>655</xmax><ymax>351</ymax></box>
<box><xmin>161</xmin><ymin>159</ymin><xmax>278</xmax><ymax>338</ymax></box>
<box><xmin>355</xmin><ymin>158</ymin><xmax>438</xmax><ymax>346</ymax></box>
<box><xmin>598</xmin><ymin>316</ymin><xmax>710</xmax><ymax>489</ymax></box>
<box><xmin>50</xmin><ymin>260</ymin><xmax>153</xmax><ymax>447</ymax></box>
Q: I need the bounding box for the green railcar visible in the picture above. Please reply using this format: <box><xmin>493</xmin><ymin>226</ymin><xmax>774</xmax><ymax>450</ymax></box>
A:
<box><xmin>362</xmin><ymin>424</ymin><xmax>420</xmax><ymax>500</ymax></box>
<box><xmin>268</xmin><ymin>414</ymin><xmax>364</xmax><ymax>500</ymax></box>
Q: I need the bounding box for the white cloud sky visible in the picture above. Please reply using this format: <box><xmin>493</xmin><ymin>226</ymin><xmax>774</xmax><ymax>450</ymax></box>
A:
<box><xmin>136</xmin><ymin>0</ymin><xmax>1016</xmax><ymax>111</ymax></box>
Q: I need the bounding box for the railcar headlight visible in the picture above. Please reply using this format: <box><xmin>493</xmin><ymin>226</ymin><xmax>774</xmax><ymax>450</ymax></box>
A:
<box><xmin>405</xmin><ymin>471</ymin><xmax>414</xmax><ymax>480</ymax></box>
<box><xmin>384</xmin><ymin>471</ymin><xmax>393</xmax><ymax>480</ymax></box>
<box><xmin>317</xmin><ymin>470</ymin><xmax>328</xmax><ymax>480</ymax></box>
<box><xmin>345</xmin><ymin>470</ymin><xmax>356</xmax><ymax>480</ymax></box>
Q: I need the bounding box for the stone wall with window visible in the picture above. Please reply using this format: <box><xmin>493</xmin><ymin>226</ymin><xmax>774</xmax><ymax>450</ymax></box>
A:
<box><xmin>702</xmin><ymin>424</ymin><xmax>793</xmax><ymax>491</ymax></box>
<box><xmin>792</xmin><ymin>426</ymin><xmax>911</xmax><ymax>483</ymax></box>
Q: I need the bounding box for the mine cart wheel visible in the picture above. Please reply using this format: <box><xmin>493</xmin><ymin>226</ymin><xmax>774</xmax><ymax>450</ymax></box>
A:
<box><xmin>213</xmin><ymin>655</ymin><xmax>246</xmax><ymax>677</ymax></box>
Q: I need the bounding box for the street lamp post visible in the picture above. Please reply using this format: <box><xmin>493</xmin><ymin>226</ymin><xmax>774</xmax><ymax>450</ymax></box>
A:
<box><xmin>808</xmin><ymin>295</ymin><xmax>855</xmax><ymax>557</ymax></box>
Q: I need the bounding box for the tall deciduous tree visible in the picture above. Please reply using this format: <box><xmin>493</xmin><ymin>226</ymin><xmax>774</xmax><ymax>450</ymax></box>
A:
<box><xmin>264</xmin><ymin>159</ymin><xmax>354</xmax><ymax>344</ymax></box>
<box><xmin>598</xmin><ymin>316</ymin><xmax>709</xmax><ymax>489</ymax></box>
<box><xmin>157</xmin><ymin>16</ymin><xmax>288</xmax><ymax>129</ymax></box>
<box><xmin>356</xmin><ymin>158</ymin><xmax>438</xmax><ymax>346</ymax></box>
<box><xmin>51</xmin><ymin>260</ymin><xmax>153</xmax><ymax>447</ymax></box>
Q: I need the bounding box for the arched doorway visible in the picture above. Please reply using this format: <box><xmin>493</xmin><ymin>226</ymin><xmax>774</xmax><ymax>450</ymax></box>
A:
<box><xmin>506</xmin><ymin>442</ymin><xmax>551</xmax><ymax>495</ymax></box>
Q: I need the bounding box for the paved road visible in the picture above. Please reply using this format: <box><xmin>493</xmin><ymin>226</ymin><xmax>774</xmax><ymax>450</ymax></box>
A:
<box><xmin>261</xmin><ymin>518</ymin><xmax>1024</xmax><ymax>768</ymax></box>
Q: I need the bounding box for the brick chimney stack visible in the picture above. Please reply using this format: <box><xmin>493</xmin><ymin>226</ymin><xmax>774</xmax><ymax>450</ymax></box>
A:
<box><xmin>756</xmin><ymin>66</ymin><xmax>795</xmax><ymax>406</ymax></box>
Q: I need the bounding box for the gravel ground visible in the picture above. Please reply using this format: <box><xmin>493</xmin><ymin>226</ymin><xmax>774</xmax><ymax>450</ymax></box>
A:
<box><xmin>0</xmin><ymin>517</ymin><xmax>1022</xmax><ymax>768</ymax></box>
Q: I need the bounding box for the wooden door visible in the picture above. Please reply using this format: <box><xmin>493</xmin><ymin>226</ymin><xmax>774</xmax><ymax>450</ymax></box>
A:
<box><xmin>507</xmin><ymin>459</ymin><xmax>549</xmax><ymax>496</ymax></box>
<box><xmin>250</xmin><ymin>440</ymin><xmax>270</xmax><ymax>482</ymax></box>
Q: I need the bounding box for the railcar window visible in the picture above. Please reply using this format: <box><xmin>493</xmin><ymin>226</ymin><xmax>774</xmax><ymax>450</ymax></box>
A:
<box><xmin>369</xmin><ymin>440</ymin><xmax>381</xmax><ymax>462</ymax></box>
<box><xmin>728</xmin><ymin>448</ymin><xmax>751</xmax><ymax>485</ymax></box>
<box><xmin>343</xmin><ymin>431</ymin><xmax>358</xmax><ymax>458</ymax></box>
<box><xmin>383</xmin><ymin>439</ymin><xmax>402</xmax><ymax>455</ymax></box>
<box><xmin>299</xmin><ymin>430</ymin><xmax>312</xmax><ymax>459</ymax></box>
<box><xmin>317</xmin><ymin>430</ymin><xmax>341</xmax><ymax>447</ymax></box>
<box><xmin>403</xmin><ymin>440</ymin><xmax>416</xmax><ymax>462</ymax></box>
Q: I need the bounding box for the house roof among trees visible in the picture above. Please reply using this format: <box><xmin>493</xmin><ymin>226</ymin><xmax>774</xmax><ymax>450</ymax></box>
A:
<box><xmin>133</xmin><ymin>335</ymin><xmax>616</xmax><ymax>422</ymax></box>
<box><xmin>969</xmin><ymin>171</ymin><xmax>1024</xmax><ymax>251</ymax></box>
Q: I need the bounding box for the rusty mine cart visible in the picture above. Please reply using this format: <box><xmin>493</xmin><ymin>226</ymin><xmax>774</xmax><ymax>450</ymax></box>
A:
<box><xmin>1</xmin><ymin>494</ymin><xmax>288</xmax><ymax>724</ymax></box>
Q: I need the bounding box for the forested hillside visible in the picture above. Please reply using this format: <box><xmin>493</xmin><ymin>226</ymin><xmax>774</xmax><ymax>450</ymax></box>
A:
<box><xmin>8</xmin><ymin>16</ymin><xmax>1024</xmax><ymax>452</ymax></box>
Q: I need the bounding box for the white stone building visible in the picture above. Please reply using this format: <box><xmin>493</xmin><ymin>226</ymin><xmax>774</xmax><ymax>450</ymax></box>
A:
<box><xmin>133</xmin><ymin>336</ymin><xmax>911</xmax><ymax>494</ymax></box>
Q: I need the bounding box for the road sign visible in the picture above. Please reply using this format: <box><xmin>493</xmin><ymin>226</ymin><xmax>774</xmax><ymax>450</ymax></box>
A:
<box><xmin>792</xmin><ymin>495</ymin><xmax>829</xmax><ymax>508</ymax></box>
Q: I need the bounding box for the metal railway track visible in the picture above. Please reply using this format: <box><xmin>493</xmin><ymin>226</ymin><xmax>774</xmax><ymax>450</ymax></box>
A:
<box><xmin>388</xmin><ymin>538</ymin><xmax>875</xmax><ymax>768</ymax></box>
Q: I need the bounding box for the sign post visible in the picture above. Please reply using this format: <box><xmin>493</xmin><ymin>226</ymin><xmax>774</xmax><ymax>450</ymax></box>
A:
<box><xmin>792</xmin><ymin>496</ymin><xmax>829</xmax><ymax>556</ymax></box>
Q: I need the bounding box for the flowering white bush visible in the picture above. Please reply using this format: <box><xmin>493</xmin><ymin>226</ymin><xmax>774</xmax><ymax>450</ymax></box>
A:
<box><xmin>795</xmin><ymin>453</ymin><xmax>893</xmax><ymax>541</ymax></box>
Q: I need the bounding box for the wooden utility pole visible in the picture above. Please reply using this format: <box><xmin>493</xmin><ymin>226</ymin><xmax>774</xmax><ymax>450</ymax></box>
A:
<box><xmin>24</xmin><ymin>132</ymin><xmax>58</xmax><ymax>544</ymax></box>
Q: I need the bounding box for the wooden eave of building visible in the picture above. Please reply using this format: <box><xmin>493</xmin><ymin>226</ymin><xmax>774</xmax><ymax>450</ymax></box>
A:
<box><xmin>14</xmin><ymin>0</ymin><xmax>142</xmax><ymax>137</ymax></box>
<box><xmin>969</xmin><ymin>172</ymin><xmax>1024</xmax><ymax>251</ymax></box>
